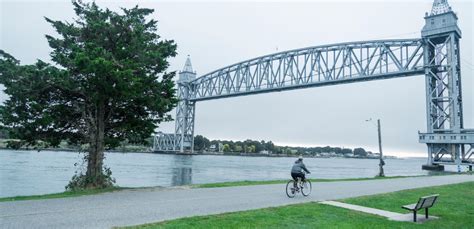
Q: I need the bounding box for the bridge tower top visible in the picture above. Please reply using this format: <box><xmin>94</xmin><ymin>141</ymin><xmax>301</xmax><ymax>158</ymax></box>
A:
<box><xmin>431</xmin><ymin>0</ymin><xmax>451</xmax><ymax>15</ymax></box>
<box><xmin>422</xmin><ymin>0</ymin><xmax>461</xmax><ymax>38</ymax></box>
<box><xmin>178</xmin><ymin>55</ymin><xmax>196</xmax><ymax>83</ymax></box>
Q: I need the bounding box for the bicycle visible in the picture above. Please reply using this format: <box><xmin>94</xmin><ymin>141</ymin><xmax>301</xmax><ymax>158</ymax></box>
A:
<box><xmin>286</xmin><ymin>173</ymin><xmax>312</xmax><ymax>198</ymax></box>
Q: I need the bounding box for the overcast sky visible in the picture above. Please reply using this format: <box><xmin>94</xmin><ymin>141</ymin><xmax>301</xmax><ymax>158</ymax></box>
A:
<box><xmin>1</xmin><ymin>0</ymin><xmax>473</xmax><ymax>157</ymax></box>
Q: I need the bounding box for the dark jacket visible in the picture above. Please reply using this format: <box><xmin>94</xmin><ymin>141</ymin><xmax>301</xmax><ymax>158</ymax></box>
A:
<box><xmin>291</xmin><ymin>160</ymin><xmax>310</xmax><ymax>174</ymax></box>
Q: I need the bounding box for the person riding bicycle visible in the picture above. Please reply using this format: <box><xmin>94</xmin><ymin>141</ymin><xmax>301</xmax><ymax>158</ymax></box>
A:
<box><xmin>291</xmin><ymin>155</ymin><xmax>310</xmax><ymax>188</ymax></box>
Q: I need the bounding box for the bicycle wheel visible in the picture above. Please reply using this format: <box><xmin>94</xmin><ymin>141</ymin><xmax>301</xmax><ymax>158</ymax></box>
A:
<box><xmin>286</xmin><ymin>180</ymin><xmax>296</xmax><ymax>198</ymax></box>
<box><xmin>301</xmin><ymin>180</ymin><xmax>312</xmax><ymax>196</ymax></box>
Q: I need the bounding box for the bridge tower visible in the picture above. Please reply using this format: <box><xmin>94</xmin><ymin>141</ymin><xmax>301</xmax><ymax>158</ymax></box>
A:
<box><xmin>175</xmin><ymin>56</ymin><xmax>196</xmax><ymax>152</ymax></box>
<box><xmin>419</xmin><ymin>0</ymin><xmax>467</xmax><ymax>170</ymax></box>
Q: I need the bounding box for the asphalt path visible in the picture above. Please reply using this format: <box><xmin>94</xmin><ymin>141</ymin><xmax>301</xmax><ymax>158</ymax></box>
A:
<box><xmin>1</xmin><ymin>175</ymin><xmax>472</xmax><ymax>229</ymax></box>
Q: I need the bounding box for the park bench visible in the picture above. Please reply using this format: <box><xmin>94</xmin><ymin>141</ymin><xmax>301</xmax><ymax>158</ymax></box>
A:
<box><xmin>402</xmin><ymin>194</ymin><xmax>439</xmax><ymax>222</ymax></box>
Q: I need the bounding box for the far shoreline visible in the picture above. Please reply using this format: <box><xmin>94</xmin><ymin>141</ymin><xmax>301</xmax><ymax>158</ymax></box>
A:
<box><xmin>151</xmin><ymin>150</ymin><xmax>400</xmax><ymax>160</ymax></box>
<box><xmin>0</xmin><ymin>147</ymin><xmax>404</xmax><ymax>160</ymax></box>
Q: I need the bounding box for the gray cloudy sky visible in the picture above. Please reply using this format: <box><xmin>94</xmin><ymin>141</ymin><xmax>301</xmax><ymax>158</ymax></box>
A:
<box><xmin>1</xmin><ymin>0</ymin><xmax>473</xmax><ymax>157</ymax></box>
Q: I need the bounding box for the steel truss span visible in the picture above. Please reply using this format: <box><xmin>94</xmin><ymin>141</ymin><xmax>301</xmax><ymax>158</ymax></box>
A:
<box><xmin>154</xmin><ymin>0</ymin><xmax>473</xmax><ymax>169</ymax></box>
<box><xmin>191</xmin><ymin>39</ymin><xmax>424</xmax><ymax>101</ymax></box>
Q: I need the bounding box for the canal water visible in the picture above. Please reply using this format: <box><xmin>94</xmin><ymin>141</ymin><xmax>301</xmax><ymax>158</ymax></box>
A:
<box><xmin>0</xmin><ymin>150</ymin><xmax>453</xmax><ymax>198</ymax></box>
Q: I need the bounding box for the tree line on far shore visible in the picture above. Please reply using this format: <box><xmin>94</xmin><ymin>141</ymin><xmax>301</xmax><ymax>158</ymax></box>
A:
<box><xmin>193</xmin><ymin>135</ymin><xmax>373</xmax><ymax>157</ymax></box>
<box><xmin>1</xmin><ymin>129</ymin><xmax>373</xmax><ymax>157</ymax></box>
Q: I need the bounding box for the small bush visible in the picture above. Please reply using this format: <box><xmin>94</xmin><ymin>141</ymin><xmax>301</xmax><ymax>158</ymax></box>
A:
<box><xmin>66</xmin><ymin>167</ymin><xmax>116</xmax><ymax>191</ymax></box>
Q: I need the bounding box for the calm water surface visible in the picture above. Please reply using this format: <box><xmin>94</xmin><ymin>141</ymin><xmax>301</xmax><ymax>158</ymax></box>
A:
<box><xmin>0</xmin><ymin>150</ymin><xmax>453</xmax><ymax>198</ymax></box>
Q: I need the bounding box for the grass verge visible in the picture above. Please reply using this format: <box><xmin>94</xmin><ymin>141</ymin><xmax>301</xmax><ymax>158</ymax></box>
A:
<box><xmin>0</xmin><ymin>187</ymin><xmax>126</xmax><ymax>202</ymax></box>
<box><xmin>122</xmin><ymin>181</ymin><xmax>474</xmax><ymax>229</ymax></box>
<box><xmin>192</xmin><ymin>175</ymin><xmax>435</xmax><ymax>188</ymax></box>
<box><xmin>1</xmin><ymin>174</ymin><xmax>455</xmax><ymax>202</ymax></box>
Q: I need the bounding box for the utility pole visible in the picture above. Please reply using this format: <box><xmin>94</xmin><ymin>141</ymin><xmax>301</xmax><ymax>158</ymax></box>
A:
<box><xmin>377</xmin><ymin>119</ymin><xmax>385</xmax><ymax>177</ymax></box>
<box><xmin>366</xmin><ymin>118</ymin><xmax>385</xmax><ymax>177</ymax></box>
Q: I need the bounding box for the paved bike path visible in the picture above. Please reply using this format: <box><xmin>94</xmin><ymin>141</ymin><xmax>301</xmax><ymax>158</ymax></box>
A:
<box><xmin>1</xmin><ymin>175</ymin><xmax>472</xmax><ymax>229</ymax></box>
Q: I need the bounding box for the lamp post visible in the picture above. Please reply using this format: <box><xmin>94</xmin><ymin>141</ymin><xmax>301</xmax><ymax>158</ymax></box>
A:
<box><xmin>366</xmin><ymin>118</ymin><xmax>385</xmax><ymax>177</ymax></box>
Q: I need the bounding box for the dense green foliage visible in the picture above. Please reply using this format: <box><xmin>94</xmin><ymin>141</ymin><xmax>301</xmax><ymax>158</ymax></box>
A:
<box><xmin>123</xmin><ymin>182</ymin><xmax>474</xmax><ymax>228</ymax></box>
<box><xmin>193</xmin><ymin>135</ymin><xmax>210</xmax><ymax>151</ymax></box>
<box><xmin>354</xmin><ymin>147</ymin><xmax>369</xmax><ymax>156</ymax></box>
<box><xmin>0</xmin><ymin>128</ymin><xmax>9</xmax><ymax>139</ymax></box>
<box><xmin>194</xmin><ymin>135</ymin><xmax>372</xmax><ymax>156</ymax></box>
<box><xmin>0</xmin><ymin>1</ymin><xmax>177</xmax><ymax>189</ymax></box>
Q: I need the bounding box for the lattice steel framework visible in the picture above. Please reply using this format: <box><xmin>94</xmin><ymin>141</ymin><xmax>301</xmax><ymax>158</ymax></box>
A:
<box><xmin>153</xmin><ymin>132</ymin><xmax>176</xmax><ymax>151</ymax></box>
<box><xmin>154</xmin><ymin>57</ymin><xmax>196</xmax><ymax>153</ymax></box>
<box><xmin>174</xmin><ymin>57</ymin><xmax>196</xmax><ymax>152</ymax></box>
<box><xmin>418</xmin><ymin>3</ymin><xmax>474</xmax><ymax>166</ymax></box>
<box><xmin>153</xmin><ymin>0</ymin><xmax>473</xmax><ymax>168</ymax></box>
<box><xmin>190</xmin><ymin>39</ymin><xmax>424</xmax><ymax>101</ymax></box>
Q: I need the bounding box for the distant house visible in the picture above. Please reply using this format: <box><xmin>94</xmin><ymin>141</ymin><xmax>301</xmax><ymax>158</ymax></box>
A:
<box><xmin>320</xmin><ymin>153</ymin><xmax>330</xmax><ymax>158</ymax></box>
<box><xmin>209</xmin><ymin>144</ymin><xmax>217</xmax><ymax>152</ymax></box>
<box><xmin>259</xmin><ymin>150</ymin><xmax>270</xmax><ymax>155</ymax></box>
<box><xmin>209</xmin><ymin>143</ymin><xmax>224</xmax><ymax>152</ymax></box>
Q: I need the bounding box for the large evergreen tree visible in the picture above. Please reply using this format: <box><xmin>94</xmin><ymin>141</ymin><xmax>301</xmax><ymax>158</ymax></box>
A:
<box><xmin>0</xmin><ymin>1</ymin><xmax>178</xmax><ymax>189</ymax></box>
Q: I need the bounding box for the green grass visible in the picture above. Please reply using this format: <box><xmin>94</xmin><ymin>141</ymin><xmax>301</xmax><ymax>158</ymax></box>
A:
<box><xmin>192</xmin><ymin>175</ymin><xmax>432</xmax><ymax>188</ymax></box>
<box><xmin>0</xmin><ymin>187</ymin><xmax>126</xmax><ymax>202</ymax></box>
<box><xmin>0</xmin><ymin>177</ymin><xmax>399</xmax><ymax>202</ymax></box>
<box><xmin>341</xmin><ymin>181</ymin><xmax>474</xmax><ymax>228</ymax></box>
<box><xmin>1</xmin><ymin>174</ymin><xmax>453</xmax><ymax>202</ymax></box>
<box><xmin>122</xmin><ymin>182</ymin><xmax>474</xmax><ymax>229</ymax></box>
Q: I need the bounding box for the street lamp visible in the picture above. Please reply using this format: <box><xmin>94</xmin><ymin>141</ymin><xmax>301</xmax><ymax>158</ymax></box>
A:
<box><xmin>366</xmin><ymin>118</ymin><xmax>385</xmax><ymax>177</ymax></box>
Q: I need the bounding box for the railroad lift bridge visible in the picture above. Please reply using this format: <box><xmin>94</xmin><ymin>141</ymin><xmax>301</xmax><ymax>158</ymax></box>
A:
<box><xmin>154</xmin><ymin>0</ymin><xmax>474</xmax><ymax>170</ymax></box>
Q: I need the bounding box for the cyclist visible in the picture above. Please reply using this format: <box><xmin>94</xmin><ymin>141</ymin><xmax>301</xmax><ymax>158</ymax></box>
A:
<box><xmin>291</xmin><ymin>155</ymin><xmax>310</xmax><ymax>189</ymax></box>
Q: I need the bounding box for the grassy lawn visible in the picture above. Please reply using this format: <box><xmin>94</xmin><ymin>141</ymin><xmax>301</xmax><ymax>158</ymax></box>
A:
<box><xmin>0</xmin><ymin>187</ymin><xmax>126</xmax><ymax>202</ymax></box>
<box><xmin>0</xmin><ymin>174</ymin><xmax>455</xmax><ymax>202</ymax></box>
<box><xmin>0</xmin><ymin>176</ymin><xmax>410</xmax><ymax>202</ymax></box>
<box><xmin>342</xmin><ymin>181</ymin><xmax>474</xmax><ymax>228</ymax></box>
<box><xmin>192</xmin><ymin>175</ymin><xmax>436</xmax><ymax>188</ymax></box>
<box><xmin>123</xmin><ymin>182</ymin><xmax>473</xmax><ymax>229</ymax></box>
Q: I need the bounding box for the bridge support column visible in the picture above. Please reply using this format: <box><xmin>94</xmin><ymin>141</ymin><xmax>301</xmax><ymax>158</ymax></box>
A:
<box><xmin>174</xmin><ymin>57</ymin><xmax>196</xmax><ymax>152</ymax></box>
<box><xmin>175</xmin><ymin>98</ymin><xmax>195</xmax><ymax>152</ymax></box>
<box><xmin>420</xmin><ymin>2</ymin><xmax>468</xmax><ymax>169</ymax></box>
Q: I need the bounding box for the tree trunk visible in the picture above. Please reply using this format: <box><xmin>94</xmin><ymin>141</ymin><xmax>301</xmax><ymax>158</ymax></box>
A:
<box><xmin>86</xmin><ymin>102</ymin><xmax>106</xmax><ymax>188</ymax></box>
